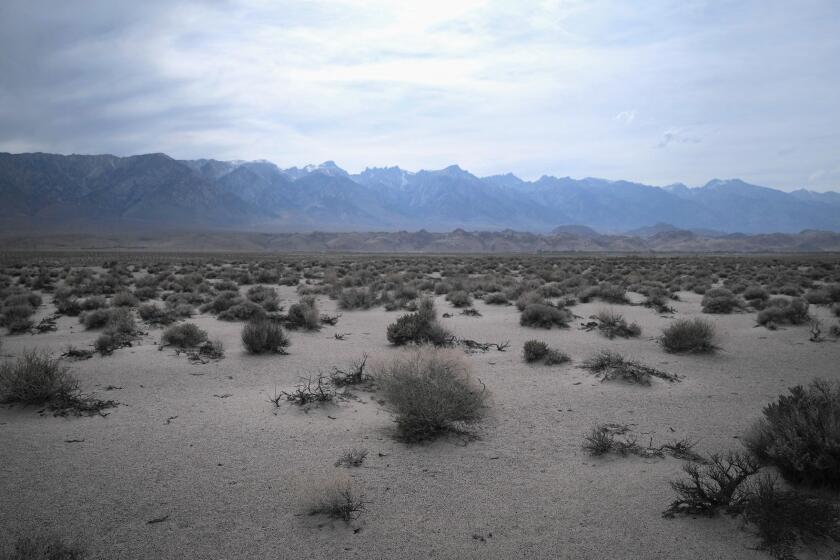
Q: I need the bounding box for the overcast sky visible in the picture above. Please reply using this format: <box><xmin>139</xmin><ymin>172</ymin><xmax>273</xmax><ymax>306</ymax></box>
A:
<box><xmin>1</xmin><ymin>0</ymin><xmax>838</xmax><ymax>191</ymax></box>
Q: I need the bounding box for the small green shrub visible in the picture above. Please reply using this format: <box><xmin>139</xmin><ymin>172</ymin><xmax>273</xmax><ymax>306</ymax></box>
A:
<box><xmin>660</xmin><ymin>318</ymin><xmax>717</xmax><ymax>353</ymax></box>
<box><xmin>592</xmin><ymin>309</ymin><xmax>641</xmax><ymax>339</ymax></box>
<box><xmin>218</xmin><ymin>301</ymin><xmax>267</xmax><ymax>322</ymax></box>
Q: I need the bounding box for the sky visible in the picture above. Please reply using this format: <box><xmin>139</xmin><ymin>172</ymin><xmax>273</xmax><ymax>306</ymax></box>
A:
<box><xmin>1</xmin><ymin>0</ymin><xmax>839</xmax><ymax>191</ymax></box>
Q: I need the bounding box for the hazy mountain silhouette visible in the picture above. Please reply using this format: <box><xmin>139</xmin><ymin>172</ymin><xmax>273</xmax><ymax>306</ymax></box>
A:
<box><xmin>2</xmin><ymin>151</ymin><xmax>839</xmax><ymax>234</ymax></box>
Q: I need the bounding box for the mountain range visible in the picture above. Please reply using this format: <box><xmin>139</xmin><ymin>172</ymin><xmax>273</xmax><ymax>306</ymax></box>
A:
<box><xmin>2</xmin><ymin>151</ymin><xmax>839</xmax><ymax>235</ymax></box>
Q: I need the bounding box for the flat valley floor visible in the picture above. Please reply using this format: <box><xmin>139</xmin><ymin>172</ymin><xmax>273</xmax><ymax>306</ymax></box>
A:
<box><xmin>1</xmin><ymin>258</ymin><xmax>839</xmax><ymax>559</ymax></box>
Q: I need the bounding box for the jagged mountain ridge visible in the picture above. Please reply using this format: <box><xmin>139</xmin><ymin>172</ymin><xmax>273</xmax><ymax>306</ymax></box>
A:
<box><xmin>1</xmin><ymin>151</ymin><xmax>838</xmax><ymax>234</ymax></box>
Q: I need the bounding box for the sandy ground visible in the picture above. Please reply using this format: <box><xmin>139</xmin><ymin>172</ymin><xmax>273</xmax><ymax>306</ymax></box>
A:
<box><xmin>1</xmin><ymin>287</ymin><xmax>839</xmax><ymax>559</ymax></box>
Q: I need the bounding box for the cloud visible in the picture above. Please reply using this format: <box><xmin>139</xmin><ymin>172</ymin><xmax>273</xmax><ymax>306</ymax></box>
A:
<box><xmin>615</xmin><ymin>110</ymin><xmax>636</xmax><ymax>125</ymax></box>
<box><xmin>0</xmin><ymin>0</ymin><xmax>839</xmax><ymax>191</ymax></box>
<box><xmin>657</xmin><ymin>128</ymin><xmax>701</xmax><ymax>148</ymax></box>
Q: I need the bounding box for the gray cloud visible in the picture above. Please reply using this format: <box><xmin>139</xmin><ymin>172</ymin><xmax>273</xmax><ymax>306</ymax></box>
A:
<box><xmin>1</xmin><ymin>0</ymin><xmax>839</xmax><ymax>191</ymax></box>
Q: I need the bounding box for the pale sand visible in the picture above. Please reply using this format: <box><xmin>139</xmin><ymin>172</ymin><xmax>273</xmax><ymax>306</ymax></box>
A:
<box><xmin>2</xmin><ymin>288</ymin><xmax>839</xmax><ymax>559</ymax></box>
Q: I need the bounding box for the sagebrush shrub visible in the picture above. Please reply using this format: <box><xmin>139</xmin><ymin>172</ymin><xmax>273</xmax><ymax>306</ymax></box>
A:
<box><xmin>660</xmin><ymin>318</ymin><xmax>717</xmax><ymax>353</ymax></box>
<box><xmin>742</xmin><ymin>475</ymin><xmax>840</xmax><ymax>559</ymax></box>
<box><xmin>217</xmin><ymin>301</ymin><xmax>267</xmax><ymax>322</ymax></box>
<box><xmin>744</xmin><ymin>378</ymin><xmax>840</xmax><ymax>489</ymax></box>
<box><xmin>375</xmin><ymin>348</ymin><xmax>488</xmax><ymax>442</ymax></box>
<box><xmin>161</xmin><ymin>323</ymin><xmax>208</xmax><ymax>348</ymax></box>
<box><xmin>286</xmin><ymin>296</ymin><xmax>320</xmax><ymax>330</ymax></box>
<box><xmin>523</xmin><ymin>340</ymin><xmax>549</xmax><ymax>362</ymax></box>
<box><xmin>519</xmin><ymin>303</ymin><xmax>571</xmax><ymax>329</ymax></box>
<box><xmin>701</xmin><ymin>288</ymin><xmax>741</xmax><ymax>314</ymax></box>
<box><xmin>446</xmin><ymin>290</ymin><xmax>472</xmax><ymax>308</ymax></box>
<box><xmin>386</xmin><ymin>298</ymin><xmax>451</xmax><ymax>346</ymax></box>
<box><xmin>338</xmin><ymin>287</ymin><xmax>377</xmax><ymax>310</ymax></box>
<box><xmin>483</xmin><ymin>292</ymin><xmax>509</xmax><ymax>305</ymax></box>
<box><xmin>757</xmin><ymin>297</ymin><xmax>810</xmax><ymax>327</ymax></box>
<box><xmin>0</xmin><ymin>350</ymin><xmax>76</xmax><ymax>404</ymax></box>
<box><xmin>241</xmin><ymin>319</ymin><xmax>290</xmax><ymax>354</ymax></box>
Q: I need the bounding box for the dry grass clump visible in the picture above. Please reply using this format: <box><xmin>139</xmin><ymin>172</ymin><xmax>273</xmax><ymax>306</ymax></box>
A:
<box><xmin>335</xmin><ymin>447</ymin><xmax>368</xmax><ymax>467</ymax></box>
<box><xmin>757</xmin><ymin>297</ymin><xmax>810</xmax><ymax>328</ymax></box>
<box><xmin>744</xmin><ymin>378</ymin><xmax>840</xmax><ymax>489</ymax></box>
<box><xmin>582</xmin><ymin>424</ymin><xmax>701</xmax><ymax>461</ymax></box>
<box><xmin>386</xmin><ymin>298</ymin><xmax>452</xmax><ymax>346</ymax></box>
<box><xmin>330</xmin><ymin>354</ymin><xmax>370</xmax><ymax>386</ymax></box>
<box><xmin>298</xmin><ymin>473</ymin><xmax>366</xmax><ymax>522</ymax></box>
<box><xmin>0</xmin><ymin>535</ymin><xmax>87</xmax><ymax>560</ymax></box>
<box><xmin>161</xmin><ymin>323</ymin><xmax>208</xmax><ymax>348</ymax></box>
<box><xmin>375</xmin><ymin>347</ymin><xmax>489</xmax><ymax>442</ymax></box>
<box><xmin>0</xmin><ymin>351</ymin><xmax>115</xmax><ymax>416</ymax></box>
<box><xmin>92</xmin><ymin>308</ymin><xmax>139</xmax><ymax>355</ymax></box>
<box><xmin>660</xmin><ymin>317</ymin><xmax>717</xmax><ymax>353</ymax></box>
<box><xmin>241</xmin><ymin>319</ymin><xmax>290</xmax><ymax>354</ymax></box>
<box><xmin>581</xmin><ymin>350</ymin><xmax>679</xmax><ymax>384</ymax></box>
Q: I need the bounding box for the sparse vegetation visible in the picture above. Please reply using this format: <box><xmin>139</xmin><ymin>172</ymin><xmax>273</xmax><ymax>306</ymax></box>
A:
<box><xmin>299</xmin><ymin>473</ymin><xmax>366</xmax><ymax>522</ymax></box>
<box><xmin>701</xmin><ymin>287</ymin><xmax>742</xmax><ymax>314</ymax></box>
<box><xmin>522</xmin><ymin>340</ymin><xmax>569</xmax><ymax>365</ymax></box>
<box><xmin>335</xmin><ymin>447</ymin><xmax>368</xmax><ymax>467</ymax></box>
<box><xmin>757</xmin><ymin>297</ymin><xmax>810</xmax><ymax>327</ymax></box>
<box><xmin>590</xmin><ymin>309</ymin><xmax>641</xmax><ymax>339</ymax></box>
<box><xmin>663</xmin><ymin>451</ymin><xmax>760</xmax><ymax>517</ymax></box>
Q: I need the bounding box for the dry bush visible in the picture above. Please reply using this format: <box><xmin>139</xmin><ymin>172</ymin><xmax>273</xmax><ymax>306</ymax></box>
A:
<box><xmin>298</xmin><ymin>473</ymin><xmax>366</xmax><ymax>521</ymax></box>
<box><xmin>701</xmin><ymin>287</ymin><xmax>742</xmax><ymax>314</ymax></box>
<box><xmin>335</xmin><ymin>448</ymin><xmax>368</xmax><ymax>467</ymax></box>
<box><xmin>218</xmin><ymin>300</ymin><xmax>267</xmax><ymax>322</ymax></box>
<box><xmin>519</xmin><ymin>303</ymin><xmax>571</xmax><ymax>329</ymax></box>
<box><xmin>386</xmin><ymin>298</ymin><xmax>452</xmax><ymax>346</ymax></box>
<box><xmin>0</xmin><ymin>351</ymin><xmax>115</xmax><ymax>416</ymax></box>
<box><xmin>744</xmin><ymin>378</ymin><xmax>840</xmax><ymax>489</ymax></box>
<box><xmin>592</xmin><ymin>309</ymin><xmax>641</xmax><ymax>339</ymax></box>
<box><xmin>161</xmin><ymin>323</ymin><xmax>208</xmax><ymax>348</ymax></box>
<box><xmin>581</xmin><ymin>350</ymin><xmax>679</xmax><ymax>384</ymax></box>
<box><xmin>446</xmin><ymin>290</ymin><xmax>473</xmax><ymax>308</ymax></box>
<box><xmin>375</xmin><ymin>347</ymin><xmax>489</xmax><ymax>442</ymax></box>
<box><xmin>663</xmin><ymin>451</ymin><xmax>760</xmax><ymax>517</ymax></box>
<box><xmin>660</xmin><ymin>317</ymin><xmax>717</xmax><ymax>353</ymax></box>
<box><xmin>483</xmin><ymin>292</ymin><xmax>509</xmax><ymax>305</ymax></box>
<box><xmin>757</xmin><ymin>297</ymin><xmax>810</xmax><ymax>327</ymax></box>
<box><xmin>522</xmin><ymin>340</ymin><xmax>569</xmax><ymax>365</ymax></box>
<box><xmin>241</xmin><ymin>319</ymin><xmax>290</xmax><ymax>354</ymax></box>
<box><xmin>338</xmin><ymin>287</ymin><xmax>377</xmax><ymax>310</ymax></box>
<box><xmin>286</xmin><ymin>296</ymin><xmax>320</xmax><ymax>330</ymax></box>
<box><xmin>741</xmin><ymin>475</ymin><xmax>840</xmax><ymax>559</ymax></box>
